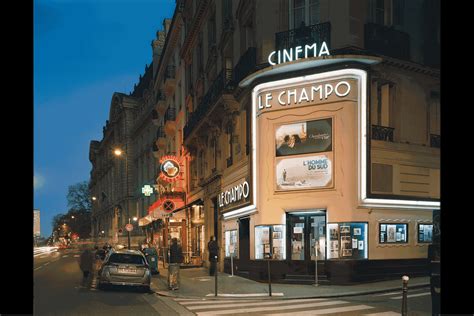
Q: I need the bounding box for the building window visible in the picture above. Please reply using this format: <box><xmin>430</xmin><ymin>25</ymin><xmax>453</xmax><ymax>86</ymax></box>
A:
<box><xmin>371</xmin><ymin>0</ymin><xmax>404</xmax><ymax>27</ymax></box>
<box><xmin>225</xmin><ymin>230</ymin><xmax>238</xmax><ymax>258</ymax></box>
<box><xmin>290</xmin><ymin>0</ymin><xmax>320</xmax><ymax>29</ymax></box>
<box><xmin>379</xmin><ymin>223</ymin><xmax>408</xmax><ymax>243</ymax></box>
<box><xmin>327</xmin><ymin>222</ymin><xmax>368</xmax><ymax>260</ymax></box>
<box><xmin>255</xmin><ymin>225</ymin><xmax>286</xmax><ymax>260</ymax></box>
<box><xmin>208</xmin><ymin>12</ymin><xmax>216</xmax><ymax>49</ymax></box>
<box><xmin>418</xmin><ymin>223</ymin><xmax>433</xmax><ymax>243</ymax></box>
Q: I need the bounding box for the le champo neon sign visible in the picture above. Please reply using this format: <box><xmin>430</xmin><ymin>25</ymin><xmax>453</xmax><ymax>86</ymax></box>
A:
<box><xmin>268</xmin><ymin>42</ymin><xmax>330</xmax><ymax>66</ymax></box>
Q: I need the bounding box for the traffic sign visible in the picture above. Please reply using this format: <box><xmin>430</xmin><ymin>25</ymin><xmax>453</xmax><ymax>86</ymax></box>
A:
<box><xmin>125</xmin><ymin>224</ymin><xmax>133</xmax><ymax>232</ymax></box>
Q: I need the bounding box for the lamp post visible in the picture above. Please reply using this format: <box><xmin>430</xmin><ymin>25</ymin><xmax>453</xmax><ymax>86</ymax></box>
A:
<box><xmin>127</xmin><ymin>217</ymin><xmax>138</xmax><ymax>249</ymax></box>
<box><xmin>114</xmin><ymin>146</ymin><xmax>130</xmax><ymax>247</ymax></box>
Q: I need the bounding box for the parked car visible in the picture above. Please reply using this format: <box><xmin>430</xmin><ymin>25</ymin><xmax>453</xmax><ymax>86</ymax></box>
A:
<box><xmin>98</xmin><ymin>249</ymin><xmax>151</xmax><ymax>292</ymax></box>
<box><xmin>95</xmin><ymin>249</ymin><xmax>107</xmax><ymax>261</ymax></box>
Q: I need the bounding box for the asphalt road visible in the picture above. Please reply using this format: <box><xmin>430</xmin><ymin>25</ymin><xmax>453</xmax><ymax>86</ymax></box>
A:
<box><xmin>34</xmin><ymin>248</ymin><xmax>180</xmax><ymax>316</ymax></box>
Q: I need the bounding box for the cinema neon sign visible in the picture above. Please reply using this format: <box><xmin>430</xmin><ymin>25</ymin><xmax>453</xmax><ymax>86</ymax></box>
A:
<box><xmin>218</xmin><ymin>180</ymin><xmax>250</xmax><ymax>209</ymax></box>
<box><xmin>268</xmin><ymin>42</ymin><xmax>330</xmax><ymax>66</ymax></box>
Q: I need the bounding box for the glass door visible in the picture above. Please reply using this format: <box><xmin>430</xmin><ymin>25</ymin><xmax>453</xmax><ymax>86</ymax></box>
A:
<box><xmin>289</xmin><ymin>215</ymin><xmax>306</xmax><ymax>260</ymax></box>
<box><xmin>310</xmin><ymin>215</ymin><xmax>326</xmax><ymax>260</ymax></box>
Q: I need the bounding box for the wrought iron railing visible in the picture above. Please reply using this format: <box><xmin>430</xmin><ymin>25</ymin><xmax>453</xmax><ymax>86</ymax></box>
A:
<box><xmin>184</xmin><ymin>69</ymin><xmax>234</xmax><ymax>139</ymax></box>
<box><xmin>156</xmin><ymin>91</ymin><xmax>166</xmax><ymax>103</ymax></box>
<box><xmin>430</xmin><ymin>134</ymin><xmax>440</xmax><ymax>148</ymax></box>
<box><xmin>233</xmin><ymin>47</ymin><xmax>256</xmax><ymax>85</ymax></box>
<box><xmin>372</xmin><ymin>125</ymin><xmax>394</xmax><ymax>142</ymax></box>
<box><xmin>164</xmin><ymin>107</ymin><xmax>176</xmax><ymax>123</ymax></box>
<box><xmin>365</xmin><ymin>23</ymin><xmax>410</xmax><ymax>60</ymax></box>
<box><xmin>275</xmin><ymin>22</ymin><xmax>331</xmax><ymax>54</ymax></box>
<box><xmin>157</xmin><ymin>126</ymin><xmax>166</xmax><ymax>138</ymax></box>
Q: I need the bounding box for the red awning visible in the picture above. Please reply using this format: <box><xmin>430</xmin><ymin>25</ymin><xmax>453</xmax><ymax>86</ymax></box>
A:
<box><xmin>148</xmin><ymin>199</ymin><xmax>161</xmax><ymax>214</ymax></box>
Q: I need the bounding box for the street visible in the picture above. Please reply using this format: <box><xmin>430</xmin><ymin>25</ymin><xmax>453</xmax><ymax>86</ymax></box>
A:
<box><xmin>33</xmin><ymin>247</ymin><xmax>180</xmax><ymax>315</ymax></box>
<box><xmin>34</xmin><ymin>247</ymin><xmax>432</xmax><ymax>315</ymax></box>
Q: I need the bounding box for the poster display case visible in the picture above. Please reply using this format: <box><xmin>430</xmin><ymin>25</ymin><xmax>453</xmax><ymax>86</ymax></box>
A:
<box><xmin>418</xmin><ymin>223</ymin><xmax>433</xmax><ymax>243</ymax></box>
<box><xmin>327</xmin><ymin>222</ymin><xmax>368</xmax><ymax>260</ymax></box>
<box><xmin>379</xmin><ymin>223</ymin><xmax>408</xmax><ymax>244</ymax></box>
<box><xmin>225</xmin><ymin>230</ymin><xmax>238</xmax><ymax>258</ymax></box>
<box><xmin>255</xmin><ymin>225</ymin><xmax>286</xmax><ymax>260</ymax></box>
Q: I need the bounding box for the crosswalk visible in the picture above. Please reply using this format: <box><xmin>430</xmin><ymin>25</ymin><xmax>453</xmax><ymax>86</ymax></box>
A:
<box><xmin>172</xmin><ymin>297</ymin><xmax>402</xmax><ymax>315</ymax></box>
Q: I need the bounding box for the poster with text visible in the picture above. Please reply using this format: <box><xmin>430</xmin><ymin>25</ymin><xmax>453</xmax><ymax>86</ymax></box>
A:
<box><xmin>275</xmin><ymin>118</ymin><xmax>332</xmax><ymax>157</ymax></box>
<box><xmin>276</xmin><ymin>154</ymin><xmax>333</xmax><ymax>190</ymax></box>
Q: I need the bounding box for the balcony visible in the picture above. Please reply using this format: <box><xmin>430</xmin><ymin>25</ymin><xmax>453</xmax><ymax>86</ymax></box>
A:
<box><xmin>151</xmin><ymin>109</ymin><xmax>160</xmax><ymax>126</ymax></box>
<box><xmin>364</xmin><ymin>23</ymin><xmax>410</xmax><ymax>61</ymax></box>
<box><xmin>372</xmin><ymin>125</ymin><xmax>394</xmax><ymax>142</ymax></box>
<box><xmin>232</xmin><ymin>47</ymin><xmax>256</xmax><ymax>85</ymax></box>
<box><xmin>430</xmin><ymin>134</ymin><xmax>440</xmax><ymax>148</ymax></box>
<box><xmin>275</xmin><ymin>22</ymin><xmax>331</xmax><ymax>55</ymax></box>
<box><xmin>184</xmin><ymin>68</ymin><xmax>234</xmax><ymax>140</ymax></box>
<box><xmin>156</xmin><ymin>126</ymin><xmax>167</xmax><ymax>150</ymax></box>
<box><xmin>164</xmin><ymin>107</ymin><xmax>177</xmax><ymax>136</ymax></box>
<box><xmin>164</xmin><ymin>65</ymin><xmax>176</xmax><ymax>97</ymax></box>
<box><xmin>155</xmin><ymin>91</ymin><xmax>167</xmax><ymax>116</ymax></box>
<box><xmin>152</xmin><ymin>143</ymin><xmax>160</xmax><ymax>159</ymax></box>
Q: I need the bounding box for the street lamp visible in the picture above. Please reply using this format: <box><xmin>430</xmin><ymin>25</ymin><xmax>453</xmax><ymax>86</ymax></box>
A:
<box><xmin>127</xmin><ymin>217</ymin><xmax>138</xmax><ymax>250</ymax></box>
<box><xmin>114</xmin><ymin>145</ymin><xmax>130</xmax><ymax>248</ymax></box>
<box><xmin>92</xmin><ymin>196</ymin><xmax>97</xmax><ymax>201</ymax></box>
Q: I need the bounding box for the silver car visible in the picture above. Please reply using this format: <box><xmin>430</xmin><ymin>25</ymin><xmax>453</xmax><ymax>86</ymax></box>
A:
<box><xmin>98</xmin><ymin>249</ymin><xmax>151</xmax><ymax>291</ymax></box>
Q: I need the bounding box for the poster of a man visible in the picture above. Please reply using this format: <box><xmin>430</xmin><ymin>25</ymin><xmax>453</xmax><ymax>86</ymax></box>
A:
<box><xmin>275</xmin><ymin>118</ymin><xmax>332</xmax><ymax>157</ymax></box>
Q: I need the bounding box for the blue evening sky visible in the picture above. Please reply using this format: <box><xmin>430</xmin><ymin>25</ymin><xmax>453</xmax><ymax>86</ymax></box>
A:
<box><xmin>34</xmin><ymin>0</ymin><xmax>175</xmax><ymax>237</ymax></box>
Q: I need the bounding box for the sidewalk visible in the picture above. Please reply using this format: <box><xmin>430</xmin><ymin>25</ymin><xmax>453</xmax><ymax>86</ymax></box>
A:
<box><xmin>150</xmin><ymin>264</ymin><xmax>430</xmax><ymax>300</ymax></box>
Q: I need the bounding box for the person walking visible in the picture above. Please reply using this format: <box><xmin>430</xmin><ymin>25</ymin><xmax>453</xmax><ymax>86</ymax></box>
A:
<box><xmin>168</xmin><ymin>238</ymin><xmax>183</xmax><ymax>290</ymax></box>
<box><xmin>79</xmin><ymin>248</ymin><xmax>94</xmax><ymax>286</ymax></box>
<box><xmin>208</xmin><ymin>236</ymin><xmax>218</xmax><ymax>276</ymax></box>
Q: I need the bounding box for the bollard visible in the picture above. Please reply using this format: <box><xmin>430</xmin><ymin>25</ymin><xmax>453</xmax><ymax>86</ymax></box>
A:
<box><xmin>267</xmin><ymin>259</ymin><xmax>272</xmax><ymax>297</ymax></box>
<box><xmin>401</xmin><ymin>275</ymin><xmax>409</xmax><ymax>316</ymax></box>
<box><xmin>230</xmin><ymin>253</ymin><xmax>234</xmax><ymax>277</ymax></box>
<box><xmin>214</xmin><ymin>255</ymin><xmax>218</xmax><ymax>297</ymax></box>
<box><xmin>314</xmin><ymin>244</ymin><xmax>318</xmax><ymax>287</ymax></box>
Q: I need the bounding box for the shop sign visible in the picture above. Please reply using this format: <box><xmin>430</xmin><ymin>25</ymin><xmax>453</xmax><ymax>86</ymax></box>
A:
<box><xmin>218</xmin><ymin>179</ymin><xmax>251</xmax><ymax>209</ymax></box>
<box><xmin>268</xmin><ymin>42</ymin><xmax>330</xmax><ymax>66</ymax></box>
<box><xmin>257</xmin><ymin>79</ymin><xmax>355</xmax><ymax>116</ymax></box>
<box><xmin>141</xmin><ymin>184</ymin><xmax>154</xmax><ymax>196</ymax></box>
<box><xmin>159</xmin><ymin>156</ymin><xmax>182</xmax><ymax>183</ymax></box>
<box><xmin>276</xmin><ymin>154</ymin><xmax>333</xmax><ymax>190</ymax></box>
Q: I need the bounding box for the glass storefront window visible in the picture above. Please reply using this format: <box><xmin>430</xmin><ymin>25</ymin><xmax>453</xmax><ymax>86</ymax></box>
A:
<box><xmin>379</xmin><ymin>223</ymin><xmax>408</xmax><ymax>244</ymax></box>
<box><xmin>418</xmin><ymin>223</ymin><xmax>433</xmax><ymax>243</ymax></box>
<box><xmin>255</xmin><ymin>225</ymin><xmax>286</xmax><ymax>260</ymax></box>
<box><xmin>327</xmin><ymin>222</ymin><xmax>368</xmax><ymax>260</ymax></box>
<box><xmin>225</xmin><ymin>230</ymin><xmax>238</xmax><ymax>258</ymax></box>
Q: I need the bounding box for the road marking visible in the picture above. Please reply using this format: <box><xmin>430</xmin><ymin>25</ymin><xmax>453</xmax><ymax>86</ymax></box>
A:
<box><xmin>390</xmin><ymin>292</ymin><xmax>431</xmax><ymax>300</ymax></box>
<box><xmin>177</xmin><ymin>299</ymin><xmax>266</xmax><ymax>305</ymax></box>
<box><xmin>185</xmin><ymin>298</ymin><xmax>328</xmax><ymax>310</ymax></box>
<box><xmin>74</xmin><ymin>255</ymin><xmax>80</xmax><ymax>257</ymax></box>
<box><xmin>205</xmin><ymin>292</ymin><xmax>284</xmax><ymax>297</ymax></box>
<box><xmin>44</xmin><ymin>262</ymin><xmax>49</xmax><ymax>265</ymax></box>
<box><xmin>62</xmin><ymin>255</ymin><xmax>69</xmax><ymax>258</ymax></box>
<box><xmin>376</xmin><ymin>287</ymin><xmax>427</xmax><ymax>296</ymax></box>
<box><xmin>364</xmin><ymin>312</ymin><xmax>401</xmax><ymax>316</ymax></box>
<box><xmin>266</xmin><ymin>304</ymin><xmax>375</xmax><ymax>315</ymax></box>
<box><xmin>194</xmin><ymin>300</ymin><xmax>349</xmax><ymax>315</ymax></box>
<box><xmin>34</xmin><ymin>266</ymin><xmax>43</xmax><ymax>271</ymax></box>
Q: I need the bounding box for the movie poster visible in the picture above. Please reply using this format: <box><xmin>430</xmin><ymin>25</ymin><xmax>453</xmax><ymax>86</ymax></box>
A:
<box><xmin>275</xmin><ymin>118</ymin><xmax>332</xmax><ymax>157</ymax></box>
<box><xmin>276</xmin><ymin>154</ymin><xmax>332</xmax><ymax>190</ymax></box>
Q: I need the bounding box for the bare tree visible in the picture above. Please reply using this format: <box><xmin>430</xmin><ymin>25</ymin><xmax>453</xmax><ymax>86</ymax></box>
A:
<box><xmin>67</xmin><ymin>181</ymin><xmax>91</xmax><ymax>211</ymax></box>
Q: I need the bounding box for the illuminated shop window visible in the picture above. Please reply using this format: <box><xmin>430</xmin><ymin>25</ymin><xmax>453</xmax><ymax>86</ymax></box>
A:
<box><xmin>225</xmin><ymin>230</ymin><xmax>238</xmax><ymax>258</ymax></box>
<box><xmin>327</xmin><ymin>222</ymin><xmax>368</xmax><ymax>260</ymax></box>
<box><xmin>379</xmin><ymin>223</ymin><xmax>408</xmax><ymax>244</ymax></box>
<box><xmin>255</xmin><ymin>225</ymin><xmax>286</xmax><ymax>260</ymax></box>
<box><xmin>417</xmin><ymin>223</ymin><xmax>433</xmax><ymax>243</ymax></box>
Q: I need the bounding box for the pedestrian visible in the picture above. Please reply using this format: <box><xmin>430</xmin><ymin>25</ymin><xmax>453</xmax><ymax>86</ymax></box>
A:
<box><xmin>79</xmin><ymin>248</ymin><xmax>94</xmax><ymax>286</ymax></box>
<box><xmin>207</xmin><ymin>236</ymin><xmax>218</xmax><ymax>276</ymax></box>
<box><xmin>168</xmin><ymin>238</ymin><xmax>183</xmax><ymax>290</ymax></box>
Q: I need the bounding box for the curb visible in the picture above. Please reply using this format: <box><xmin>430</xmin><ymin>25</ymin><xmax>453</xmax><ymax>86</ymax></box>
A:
<box><xmin>152</xmin><ymin>283</ymin><xmax>430</xmax><ymax>300</ymax></box>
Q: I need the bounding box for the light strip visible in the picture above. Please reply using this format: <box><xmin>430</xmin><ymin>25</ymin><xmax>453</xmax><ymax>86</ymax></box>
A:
<box><xmin>222</xmin><ymin>205</ymin><xmax>257</xmax><ymax>220</ymax></box>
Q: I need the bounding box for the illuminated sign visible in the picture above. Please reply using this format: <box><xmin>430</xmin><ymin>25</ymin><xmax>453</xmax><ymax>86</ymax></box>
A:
<box><xmin>159</xmin><ymin>156</ymin><xmax>181</xmax><ymax>183</ymax></box>
<box><xmin>141</xmin><ymin>185</ymin><xmax>154</xmax><ymax>196</ymax></box>
<box><xmin>218</xmin><ymin>180</ymin><xmax>250</xmax><ymax>209</ymax></box>
<box><xmin>268</xmin><ymin>42</ymin><xmax>330</xmax><ymax>66</ymax></box>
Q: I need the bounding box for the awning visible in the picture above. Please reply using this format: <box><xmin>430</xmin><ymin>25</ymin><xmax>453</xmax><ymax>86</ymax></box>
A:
<box><xmin>138</xmin><ymin>214</ymin><xmax>153</xmax><ymax>227</ymax></box>
<box><xmin>169</xmin><ymin>198</ymin><xmax>204</xmax><ymax>214</ymax></box>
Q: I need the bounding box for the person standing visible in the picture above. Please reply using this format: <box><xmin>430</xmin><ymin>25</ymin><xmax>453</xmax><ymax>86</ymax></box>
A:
<box><xmin>79</xmin><ymin>248</ymin><xmax>94</xmax><ymax>286</ymax></box>
<box><xmin>168</xmin><ymin>238</ymin><xmax>183</xmax><ymax>290</ymax></box>
<box><xmin>208</xmin><ymin>236</ymin><xmax>218</xmax><ymax>276</ymax></box>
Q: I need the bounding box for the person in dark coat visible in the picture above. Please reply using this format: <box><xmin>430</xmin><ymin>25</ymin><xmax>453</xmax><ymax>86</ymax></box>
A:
<box><xmin>79</xmin><ymin>249</ymin><xmax>94</xmax><ymax>284</ymax></box>
<box><xmin>207</xmin><ymin>236</ymin><xmax>218</xmax><ymax>276</ymax></box>
<box><xmin>169</xmin><ymin>238</ymin><xmax>183</xmax><ymax>264</ymax></box>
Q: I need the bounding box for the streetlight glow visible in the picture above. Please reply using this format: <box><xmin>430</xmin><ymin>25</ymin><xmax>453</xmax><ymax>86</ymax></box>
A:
<box><xmin>133</xmin><ymin>217</ymin><xmax>138</xmax><ymax>221</ymax></box>
<box><xmin>92</xmin><ymin>196</ymin><xmax>97</xmax><ymax>201</ymax></box>
<box><xmin>71</xmin><ymin>216</ymin><xmax>75</xmax><ymax>219</ymax></box>
<box><xmin>114</xmin><ymin>148</ymin><xmax>123</xmax><ymax>156</ymax></box>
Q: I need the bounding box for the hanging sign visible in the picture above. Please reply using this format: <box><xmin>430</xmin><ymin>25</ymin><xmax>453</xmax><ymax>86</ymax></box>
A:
<box><xmin>159</xmin><ymin>156</ymin><xmax>182</xmax><ymax>183</ymax></box>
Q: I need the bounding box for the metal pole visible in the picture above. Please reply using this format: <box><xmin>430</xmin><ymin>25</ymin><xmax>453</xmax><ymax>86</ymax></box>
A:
<box><xmin>314</xmin><ymin>243</ymin><xmax>318</xmax><ymax>286</ymax></box>
<box><xmin>128</xmin><ymin>218</ymin><xmax>131</xmax><ymax>250</ymax></box>
<box><xmin>401</xmin><ymin>275</ymin><xmax>409</xmax><ymax>316</ymax></box>
<box><xmin>214</xmin><ymin>255</ymin><xmax>218</xmax><ymax>297</ymax></box>
<box><xmin>267</xmin><ymin>259</ymin><xmax>272</xmax><ymax>296</ymax></box>
<box><xmin>230</xmin><ymin>253</ymin><xmax>234</xmax><ymax>277</ymax></box>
